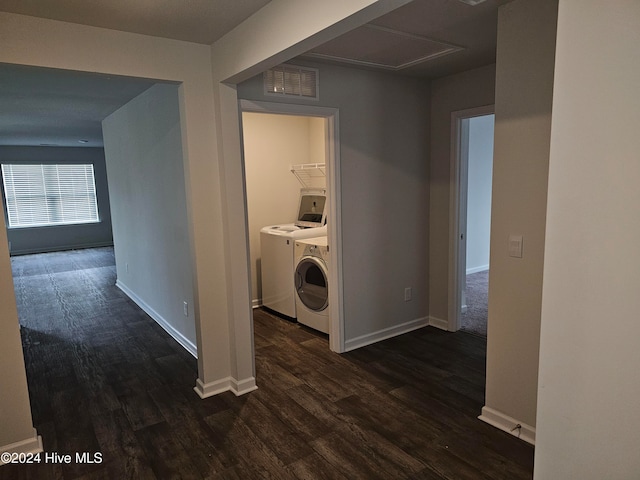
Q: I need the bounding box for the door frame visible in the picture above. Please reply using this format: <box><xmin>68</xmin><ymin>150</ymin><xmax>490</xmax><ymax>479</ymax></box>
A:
<box><xmin>239</xmin><ymin>99</ymin><xmax>344</xmax><ymax>352</ymax></box>
<box><xmin>448</xmin><ymin>105</ymin><xmax>495</xmax><ymax>332</ymax></box>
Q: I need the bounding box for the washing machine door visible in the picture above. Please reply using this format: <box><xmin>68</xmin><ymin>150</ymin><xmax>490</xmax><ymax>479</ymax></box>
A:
<box><xmin>295</xmin><ymin>257</ymin><xmax>328</xmax><ymax>312</ymax></box>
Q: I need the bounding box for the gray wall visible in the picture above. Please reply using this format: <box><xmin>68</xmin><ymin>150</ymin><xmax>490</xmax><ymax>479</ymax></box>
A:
<box><xmin>0</xmin><ymin>217</ymin><xmax>39</xmax><ymax>452</ymax></box>
<box><xmin>0</xmin><ymin>146</ymin><xmax>113</xmax><ymax>255</ymax></box>
<box><xmin>429</xmin><ymin>64</ymin><xmax>497</xmax><ymax>323</ymax></box>
<box><xmin>238</xmin><ymin>61</ymin><xmax>431</xmax><ymax>345</ymax></box>
<box><xmin>535</xmin><ymin>0</ymin><xmax>640</xmax><ymax>476</ymax></box>
<box><xmin>485</xmin><ymin>0</ymin><xmax>558</xmax><ymax>430</ymax></box>
<box><xmin>466</xmin><ymin>114</ymin><xmax>494</xmax><ymax>274</ymax></box>
<box><xmin>102</xmin><ymin>83</ymin><xmax>196</xmax><ymax>354</ymax></box>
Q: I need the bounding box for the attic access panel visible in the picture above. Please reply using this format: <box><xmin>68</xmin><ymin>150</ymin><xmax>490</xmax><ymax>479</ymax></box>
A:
<box><xmin>306</xmin><ymin>24</ymin><xmax>463</xmax><ymax>70</ymax></box>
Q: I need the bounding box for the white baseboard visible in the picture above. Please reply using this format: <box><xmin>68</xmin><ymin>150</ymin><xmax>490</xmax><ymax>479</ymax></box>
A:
<box><xmin>344</xmin><ymin>317</ymin><xmax>429</xmax><ymax>352</ymax></box>
<box><xmin>10</xmin><ymin>242</ymin><xmax>114</xmax><ymax>256</ymax></box>
<box><xmin>231</xmin><ymin>377</ymin><xmax>259</xmax><ymax>395</ymax></box>
<box><xmin>116</xmin><ymin>279</ymin><xmax>198</xmax><ymax>358</ymax></box>
<box><xmin>466</xmin><ymin>265</ymin><xmax>489</xmax><ymax>275</ymax></box>
<box><xmin>194</xmin><ymin>376</ymin><xmax>258</xmax><ymax>398</ymax></box>
<box><xmin>0</xmin><ymin>430</ymin><xmax>43</xmax><ymax>465</ymax></box>
<box><xmin>479</xmin><ymin>406</ymin><xmax>535</xmax><ymax>445</ymax></box>
<box><xmin>428</xmin><ymin>316</ymin><xmax>449</xmax><ymax>331</ymax></box>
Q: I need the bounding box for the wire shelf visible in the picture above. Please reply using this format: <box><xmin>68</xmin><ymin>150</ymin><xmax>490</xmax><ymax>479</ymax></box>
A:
<box><xmin>291</xmin><ymin>163</ymin><xmax>326</xmax><ymax>188</ymax></box>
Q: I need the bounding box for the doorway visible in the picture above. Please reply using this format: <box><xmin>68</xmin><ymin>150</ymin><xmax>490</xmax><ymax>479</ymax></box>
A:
<box><xmin>241</xmin><ymin>110</ymin><xmax>326</xmax><ymax>309</ymax></box>
<box><xmin>239</xmin><ymin>100</ymin><xmax>343</xmax><ymax>352</ymax></box>
<box><xmin>449</xmin><ymin>106</ymin><xmax>495</xmax><ymax>334</ymax></box>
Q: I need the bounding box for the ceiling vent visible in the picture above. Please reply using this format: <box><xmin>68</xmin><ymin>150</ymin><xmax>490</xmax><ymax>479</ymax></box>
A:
<box><xmin>264</xmin><ymin>65</ymin><xmax>319</xmax><ymax>100</ymax></box>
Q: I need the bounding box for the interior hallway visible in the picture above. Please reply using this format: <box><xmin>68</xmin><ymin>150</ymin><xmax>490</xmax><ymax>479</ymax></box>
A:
<box><xmin>2</xmin><ymin>248</ymin><xmax>533</xmax><ymax>479</ymax></box>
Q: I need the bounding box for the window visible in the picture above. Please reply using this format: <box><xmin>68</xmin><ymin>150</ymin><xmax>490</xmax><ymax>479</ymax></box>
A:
<box><xmin>1</xmin><ymin>164</ymin><xmax>99</xmax><ymax>228</ymax></box>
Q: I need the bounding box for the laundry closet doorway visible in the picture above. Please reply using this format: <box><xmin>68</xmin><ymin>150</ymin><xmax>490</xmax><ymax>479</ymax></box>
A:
<box><xmin>239</xmin><ymin>100</ymin><xmax>344</xmax><ymax>352</ymax></box>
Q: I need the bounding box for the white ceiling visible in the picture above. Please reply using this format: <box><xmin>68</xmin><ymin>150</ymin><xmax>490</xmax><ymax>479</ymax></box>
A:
<box><xmin>0</xmin><ymin>0</ymin><xmax>509</xmax><ymax>147</ymax></box>
<box><xmin>306</xmin><ymin>0</ymin><xmax>510</xmax><ymax>78</ymax></box>
<box><xmin>0</xmin><ymin>65</ymin><xmax>159</xmax><ymax>147</ymax></box>
<box><xmin>0</xmin><ymin>0</ymin><xmax>272</xmax><ymax>45</ymax></box>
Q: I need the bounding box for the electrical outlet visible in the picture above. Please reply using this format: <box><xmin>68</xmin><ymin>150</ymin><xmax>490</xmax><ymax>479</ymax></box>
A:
<box><xmin>125</xmin><ymin>262</ymin><xmax>129</xmax><ymax>273</ymax></box>
<box><xmin>404</xmin><ymin>287</ymin><xmax>412</xmax><ymax>302</ymax></box>
<box><xmin>183</xmin><ymin>301</ymin><xmax>189</xmax><ymax>317</ymax></box>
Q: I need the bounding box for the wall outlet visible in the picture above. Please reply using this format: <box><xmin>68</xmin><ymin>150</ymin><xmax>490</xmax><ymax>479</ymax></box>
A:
<box><xmin>183</xmin><ymin>301</ymin><xmax>189</xmax><ymax>317</ymax></box>
<box><xmin>404</xmin><ymin>287</ymin><xmax>412</xmax><ymax>302</ymax></box>
<box><xmin>125</xmin><ymin>262</ymin><xmax>129</xmax><ymax>273</ymax></box>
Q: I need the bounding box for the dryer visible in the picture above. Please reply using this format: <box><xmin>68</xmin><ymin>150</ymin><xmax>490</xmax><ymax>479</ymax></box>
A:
<box><xmin>260</xmin><ymin>224</ymin><xmax>326</xmax><ymax>318</ymax></box>
<box><xmin>294</xmin><ymin>236</ymin><xmax>330</xmax><ymax>334</ymax></box>
<box><xmin>260</xmin><ymin>188</ymin><xmax>327</xmax><ymax>319</ymax></box>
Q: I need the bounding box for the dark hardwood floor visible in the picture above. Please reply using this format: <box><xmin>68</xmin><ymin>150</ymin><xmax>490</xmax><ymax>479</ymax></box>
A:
<box><xmin>1</xmin><ymin>247</ymin><xmax>533</xmax><ymax>479</ymax></box>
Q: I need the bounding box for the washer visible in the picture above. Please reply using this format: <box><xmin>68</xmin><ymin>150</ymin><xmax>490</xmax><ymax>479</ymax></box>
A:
<box><xmin>260</xmin><ymin>188</ymin><xmax>327</xmax><ymax>319</ymax></box>
<box><xmin>294</xmin><ymin>236</ymin><xmax>330</xmax><ymax>334</ymax></box>
<box><xmin>260</xmin><ymin>224</ymin><xmax>327</xmax><ymax>318</ymax></box>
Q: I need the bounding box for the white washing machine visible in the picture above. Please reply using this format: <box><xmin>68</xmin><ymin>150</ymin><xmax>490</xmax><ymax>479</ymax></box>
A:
<box><xmin>260</xmin><ymin>188</ymin><xmax>327</xmax><ymax>319</ymax></box>
<box><xmin>260</xmin><ymin>224</ymin><xmax>327</xmax><ymax>318</ymax></box>
<box><xmin>294</xmin><ymin>236</ymin><xmax>330</xmax><ymax>334</ymax></box>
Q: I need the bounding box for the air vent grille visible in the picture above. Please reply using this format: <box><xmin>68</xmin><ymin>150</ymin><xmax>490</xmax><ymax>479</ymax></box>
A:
<box><xmin>264</xmin><ymin>65</ymin><xmax>319</xmax><ymax>100</ymax></box>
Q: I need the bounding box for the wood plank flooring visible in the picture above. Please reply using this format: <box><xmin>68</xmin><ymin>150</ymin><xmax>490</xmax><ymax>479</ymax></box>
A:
<box><xmin>1</xmin><ymin>247</ymin><xmax>533</xmax><ymax>479</ymax></box>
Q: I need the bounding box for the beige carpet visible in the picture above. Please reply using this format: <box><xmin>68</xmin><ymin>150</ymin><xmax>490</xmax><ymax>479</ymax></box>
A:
<box><xmin>460</xmin><ymin>270</ymin><xmax>488</xmax><ymax>337</ymax></box>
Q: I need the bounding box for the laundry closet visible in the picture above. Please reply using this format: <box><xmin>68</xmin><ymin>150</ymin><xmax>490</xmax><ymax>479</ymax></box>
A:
<box><xmin>242</xmin><ymin>111</ymin><xmax>329</xmax><ymax>332</ymax></box>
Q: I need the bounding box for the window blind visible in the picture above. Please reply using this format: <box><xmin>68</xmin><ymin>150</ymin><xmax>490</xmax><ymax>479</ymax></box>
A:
<box><xmin>1</xmin><ymin>164</ymin><xmax>99</xmax><ymax>228</ymax></box>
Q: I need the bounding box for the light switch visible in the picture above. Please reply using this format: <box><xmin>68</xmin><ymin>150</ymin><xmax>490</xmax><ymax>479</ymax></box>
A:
<box><xmin>508</xmin><ymin>234</ymin><xmax>523</xmax><ymax>258</ymax></box>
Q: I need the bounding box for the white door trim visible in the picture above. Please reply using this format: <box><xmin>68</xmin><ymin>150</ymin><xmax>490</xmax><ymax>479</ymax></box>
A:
<box><xmin>448</xmin><ymin>105</ymin><xmax>495</xmax><ymax>332</ymax></box>
<box><xmin>239</xmin><ymin>99</ymin><xmax>344</xmax><ymax>353</ymax></box>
